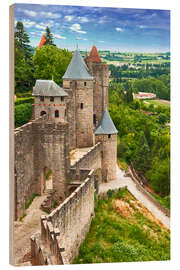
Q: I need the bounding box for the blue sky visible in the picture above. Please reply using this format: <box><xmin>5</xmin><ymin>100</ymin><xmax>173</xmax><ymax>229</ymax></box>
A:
<box><xmin>14</xmin><ymin>4</ymin><xmax>170</xmax><ymax>52</ymax></box>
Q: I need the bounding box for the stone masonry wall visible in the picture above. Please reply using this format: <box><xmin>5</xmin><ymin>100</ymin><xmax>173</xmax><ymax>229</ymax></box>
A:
<box><xmin>14</xmin><ymin>116</ymin><xmax>70</xmax><ymax>220</ymax></box>
<box><xmin>95</xmin><ymin>134</ymin><xmax>117</xmax><ymax>181</ymax></box>
<box><xmin>86</xmin><ymin>62</ymin><xmax>109</xmax><ymax>127</ymax></box>
<box><xmin>71</xmin><ymin>142</ymin><xmax>102</xmax><ymax>171</ymax></box>
<box><xmin>31</xmin><ymin>170</ymin><xmax>95</xmax><ymax>265</ymax></box>
<box><xmin>75</xmin><ymin>80</ymin><xmax>94</xmax><ymax>147</ymax></box>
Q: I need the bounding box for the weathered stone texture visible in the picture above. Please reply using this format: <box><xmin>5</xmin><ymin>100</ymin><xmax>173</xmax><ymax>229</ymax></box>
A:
<box><xmin>14</xmin><ymin>118</ymin><xmax>70</xmax><ymax>219</ymax></box>
<box><xmin>95</xmin><ymin>134</ymin><xmax>117</xmax><ymax>181</ymax></box>
<box><xmin>86</xmin><ymin>62</ymin><xmax>109</xmax><ymax>126</ymax></box>
<box><xmin>33</xmin><ymin>96</ymin><xmax>67</xmax><ymax>123</ymax></box>
<box><xmin>31</xmin><ymin>171</ymin><xmax>95</xmax><ymax>265</ymax></box>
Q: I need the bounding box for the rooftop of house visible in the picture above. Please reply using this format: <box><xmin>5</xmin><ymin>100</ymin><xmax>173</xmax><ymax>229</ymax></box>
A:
<box><xmin>94</xmin><ymin>107</ymin><xmax>118</xmax><ymax>135</ymax></box>
<box><xmin>86</xmin><ymin>45</ymin><xmax>102</xmax><ymax>63</ymax></box>
<box><xmin>32</xmin><ymin>80</ymin><xmax>68</xmax><ymax>97</ymax></box>
<box><xmin>38</xmin><ymin>34</ymin><xmax>46</xmax><ymax>49</ymax></box>
<box><xmin>62</xmin><ymin>49</ymin><xmax>93</xmax><ymax>80</ymax></box>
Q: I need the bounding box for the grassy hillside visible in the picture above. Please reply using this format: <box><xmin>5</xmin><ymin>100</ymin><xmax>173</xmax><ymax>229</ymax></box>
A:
<box><xmin>73</xmin><ymin>188</ymin><xmax>170</xmax><ymax>264</ymax></box>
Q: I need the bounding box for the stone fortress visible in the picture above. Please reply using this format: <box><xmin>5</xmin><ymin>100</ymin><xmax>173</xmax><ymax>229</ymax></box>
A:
<box><xmin>14</xmin><ymin>45</ymin><xmax>118</xmax><ymax>265</ymax></box>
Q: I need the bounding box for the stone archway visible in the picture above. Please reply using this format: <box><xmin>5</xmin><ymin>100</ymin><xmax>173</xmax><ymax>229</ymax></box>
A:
<box><xmin>40</xmin><ymin>167</ymin><xmax>53</xmax><ymax>194</ymax></box>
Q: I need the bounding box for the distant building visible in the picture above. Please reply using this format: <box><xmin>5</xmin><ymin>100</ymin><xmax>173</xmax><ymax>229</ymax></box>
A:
<box><xmin>133</xmin><ymin>92</ymin><xmax>156</xmax><ymax>100</ymax></box>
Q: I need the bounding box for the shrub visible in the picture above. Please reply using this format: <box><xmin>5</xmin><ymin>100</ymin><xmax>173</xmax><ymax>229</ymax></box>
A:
<box><xmin>15</xmin><ymin>97</ymin><xmax>34</xmax><ymax>106</ymax></box>
<box><xmin>15</xmin><ymin>103</ymin><xmax>32</xmax><ymax>127</ymax></box>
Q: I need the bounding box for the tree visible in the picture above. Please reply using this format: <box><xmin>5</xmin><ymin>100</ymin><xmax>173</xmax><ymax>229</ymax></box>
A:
<box><xmin>33</xmin><ymin>45</ymin><xmax>72</xmax><ymax>85</ymax></box>
<box><xmin>14</xmin><ymin>21</ymin><xmax>35</xmax><ymax>92</ymax></box>
<box><xmin>158</xmin><ymin>113</ymin><xmax>167</xmax><ymax>125</ymax></box>
<box><xmin>132</xmin><ymin>132</ymin><xmax>151</xmax><ymax>173</ymax></box>
<box><xmin>15</xmin><ymin>21</ymin><xmax>31</xmax><ymax>58</ymax></box>
<box><xmin>44</xmin><ymin>27</ymin><xmax>55</xmax><ymax>46</ymax></box>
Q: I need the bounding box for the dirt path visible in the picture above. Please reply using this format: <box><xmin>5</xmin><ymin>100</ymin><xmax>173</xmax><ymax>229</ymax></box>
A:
<box><xmin>14</xmin><ymin>195</ymin><xmax>47</xmax><ymax>266</ymax></box>
<box><xmin>99</xmin><ymin>165</ymin><xmax>170</xmax><ymax>229</ymax></box>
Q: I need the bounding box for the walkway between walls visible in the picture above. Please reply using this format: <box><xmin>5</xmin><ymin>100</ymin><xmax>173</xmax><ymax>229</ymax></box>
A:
<box><xmin>14</xmin><ymin>194</ymin><xmax>48</xmax><ymax>266</ymax></box>
<box><xmin>99</xmin><ymin>165</ymin><xmax>170</xmax><ymax>229</ymax></box>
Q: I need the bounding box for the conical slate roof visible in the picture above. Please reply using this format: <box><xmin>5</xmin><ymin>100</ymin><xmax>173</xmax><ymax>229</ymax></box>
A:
<box><xmin>95</xmin><ymin>107</ymin><xmax>118</xmax><ymax>135</ymax></box>
<box><xmin>38</xmin><ymin>34</ymin><xmax>46</xmax><ymax>48</ymax></box>
<box><xmin>62</xmin><ymin>49</ymin><xmax>93</xmax><ymax>80</ymax></box>
<box><xmin>87</xmin><ymin>45</ymin><xmax>102</xmax><ymax>63</ymax></box>
<box><xmin>32</xmin><ymin>80</ymin><xmax>68</xmax><ymax>97</ymax></box>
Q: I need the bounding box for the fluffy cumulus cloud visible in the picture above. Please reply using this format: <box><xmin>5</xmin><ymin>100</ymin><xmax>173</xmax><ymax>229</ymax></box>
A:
<box><xmin>115</xmin><ymin>27</ymin><xmax>124</xmax><ymax>32</ymax></box>
<box><xmin>78</xmin><ymin>17</ymin><xmax>89</xmax><ymax>23</ymax></box>
<box><xmin>35</xmin><ymin>21</ymin><xmax>54</xmax><ymax>30</ymax></box>
<box><xmin>54</xmin><ymin>34</ymin><xmax>66</xmax><ymax>40</ymax></box>
<box><xmin>70</xmin><ymin>24</ymin><xmax>86</xmax><ymax>34</ymax></box>
<box><xmin>65</xmin><ymin>15</ymin><xmax>74</xmax><ymax>21</ymax></box>
<box><xmin>24</xmin><ymin>10</ymin><xmax>37</xmax><ymax>17</ymax></box>
<box><xmin>39</xmin><ymin>11</ymin><xmax>61</xmax><ymax>19</ymax></box>
<box><xmin>22</xmin><ymin>19</ymin><xmax>36</xmax><ymax>28</ymax></box>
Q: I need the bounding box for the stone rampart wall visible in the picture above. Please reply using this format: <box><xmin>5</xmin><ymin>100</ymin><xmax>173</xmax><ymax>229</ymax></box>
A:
<box><xmin>71</xmin><ymin>142</ymin><xmax>102</xmax><ymax>171</ymax></box>
<box><xmin>31</xmin><ymin>170</ymin><xmax>95</xmax><ymax>265</ymax></box>
<box><xmin>14</xmin><ymin>116</ymin><xmax>69</xmax><ymax>220</ymax></box>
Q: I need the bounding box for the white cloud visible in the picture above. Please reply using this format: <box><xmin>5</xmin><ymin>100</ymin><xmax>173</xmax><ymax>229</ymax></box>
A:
<box><xmin>99</xmin><ymin>40</ymin><xmax>105</xmax><ymax>43</ymax></box>
<box><xmin>22</xmin><ymin>19</ymin><xmax>36</xmax><ymax>28</ymax></box>
<box><xmin>75</xmin><ymin>37</ymin><xmax>87</xmax><ymax>41</ymax></box>
<box><xmin>70</xmin><ymin>24</ymin><xmax>86</xmax><ymax>34</ymax></box>
<box><xmin>24</xmin><ymin>10</ymin><xmax>37</xmax><ymax>17</ymax></box>
<box><xmin>138</xmin><ymin>25</ymin><xmax>147</xmax><ymax>29</ymax></box>
<box><xmin>35</xmin><ymin>21</ymin><xmax>54</xmax><ymax>30</ymax></box>
<box><xmin>116</xmin><ymin>27</ymin><xmax>124</xmax><ymax>32</ymax></box>
<box><xmin>65</xmin><ymin>15</ymin><xmax>74</xmax><ymax>21</ymax></box>
<box><xmin>78</xmin><ymin>17</ymin><xmax>89</xmax><ymax>23</ymax></box>
<box><xmin>40</xmin><ymin>11</ymin><xmax>61</xmax><ymax>19</ymax></box>
<box><xmin>35</xmin><ymin>24</ymin><xmax>46</xmax><ymax>30</ymax></box>
<box><xmin>54</xmin><ymin>34</ymin><xmax>66</xmax><ymax>40</ymax></box>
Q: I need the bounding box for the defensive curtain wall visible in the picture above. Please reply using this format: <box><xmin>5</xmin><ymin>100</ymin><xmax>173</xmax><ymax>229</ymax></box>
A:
<box><xmin>14</xmin><ymin>115</ymin><xmax>70</xmax><ymax>220</ymax></box>
<box><xmin>31</xmin><ymin>170</ymin><xmax>95</xmax><ymax>265</ymax></box>
<box><xmin>14</xmin><ymin>116</ymin><xmax>103</xmax><ymax>220</ymax></box>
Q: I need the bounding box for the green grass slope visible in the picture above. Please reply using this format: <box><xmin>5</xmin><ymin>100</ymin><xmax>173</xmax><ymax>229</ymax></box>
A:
<box><xmin>73</xmin><ymin>188</ymin><xmax>170</xmax><ymax>264</ymax></box>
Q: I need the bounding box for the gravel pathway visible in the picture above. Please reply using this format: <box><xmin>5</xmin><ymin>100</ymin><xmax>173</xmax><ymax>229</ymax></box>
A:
<box><xmin>99</xmin><ymin>165</ymin><xmax>170</xmax><ymax>229</ymax></box>
<box><xmin>14</xmin><ymin>194</ymin><xmax>47</xmax><ymax>265</ymax></box>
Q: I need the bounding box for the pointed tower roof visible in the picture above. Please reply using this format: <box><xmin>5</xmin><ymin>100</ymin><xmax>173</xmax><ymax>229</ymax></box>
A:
<box><xmin>62</xmin><ymin>50</ymin><xmax>93</xmax><ymax>80</ymax></box>
<box><xmin>95</xmin><ymin>107</ymin><xmax>118</xmax><ymax>135</ymax></box>
<box><xmin>38</xmin><ymin>34</ymin><xmax>46</xmax><ymax>48</ymax></box>
<box><xmin>87</xmin><ymin>45</ymin><xmax>102</xmax><ymax>63</ymax></box>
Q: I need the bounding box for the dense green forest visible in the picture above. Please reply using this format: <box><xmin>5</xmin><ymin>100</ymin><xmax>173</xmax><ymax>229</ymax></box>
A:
<box><xmin>109</xmin><ymin>64</ymin><xmax>170</xmax><ymax>100</ymax></box>
<box><xmin>109</xmin><ymin>82</ymin><xmax>170</xmax><ymax>198</ymax></box>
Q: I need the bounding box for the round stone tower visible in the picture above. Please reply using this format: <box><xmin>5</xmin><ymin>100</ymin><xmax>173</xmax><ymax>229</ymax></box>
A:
<box><xmin>95</xmin><ymin>107</ymin><xmax>118</xmax><ymax>182</ymax></box>
<box><xmin>85</xmin><ymin>45</ymin><xmax>110</xmax><ymax>127</ymax></box>
<box><xmin>62</xmin><ymin>49</ymin><xmax>95</xmax><ymax>148</ymax></box>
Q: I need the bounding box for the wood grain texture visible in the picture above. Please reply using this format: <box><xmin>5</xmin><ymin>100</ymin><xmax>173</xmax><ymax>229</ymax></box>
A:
<box><xmin>9</xmin><ymin>4</ymin><xmax>15</xmax><ymax>266</ymax></box>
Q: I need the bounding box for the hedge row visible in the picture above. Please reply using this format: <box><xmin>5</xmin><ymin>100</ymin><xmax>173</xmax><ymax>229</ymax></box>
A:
<box><xmin>15</xmin><ymin>97</ymin><xmax>34</xmax><ymax>106</ymax></box>
<box><xmin>15</xmin><ymin>103</ymin><xmax>32</xmax><ymax>128</ymax></box>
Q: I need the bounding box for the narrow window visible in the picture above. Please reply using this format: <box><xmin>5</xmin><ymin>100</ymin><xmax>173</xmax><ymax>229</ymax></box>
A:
<box><xmin>40</xmin><ymin>96</ymin><xmax>44</xmax><ymax>102</ymax></box>
<box><xmin>61</xmin><ymin>96</ymin><xmax>64</xmax><ymax>102</ymax></box>
<box><xmin>108</xmin><ymin>134</ymin><xmax>111</xmax><ymax>139</ymax></box>
<box><xmin>84</xmin><ymin>82</ymin><xmax>87</xmax><ymax>86</ymax></box>
<box><xmin>40</xmin><ymin>111</ymin><xmax>46</xmax><ymax>116</ymax></box>
<box><xmin>64</xmin><ymin>109</ymin><xmax>67</xmax><ymax>117</ymax></box>
<box><xmin>50</xmin><ymin>96</ymin><xmax>54</xmax><ymax>102</ymax></box>
<box><xmin>93</xmin><ymin>114</ymin><xmax>96</xmax><ymax>125</ymax></box>
<box><xmin>80</xmin><ymin>103</ymin><xmax>83</xmax><ymax>109</ymax></box>
<box><xmin>55</xmin><ymin>110</ymin><xmax>59</xmax><ymax>118</ymax></box>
